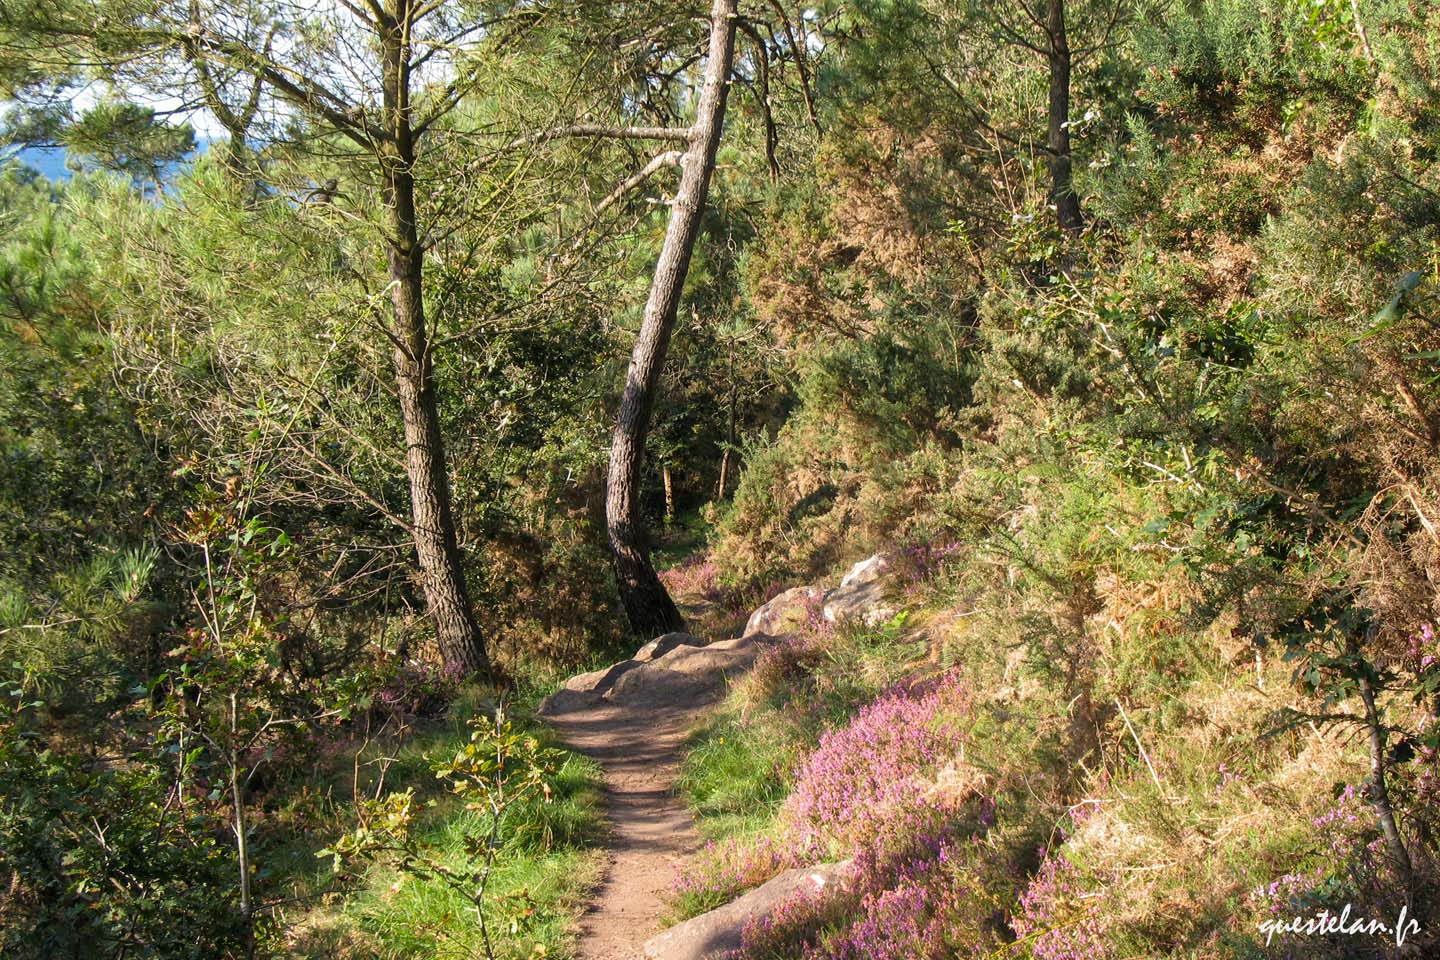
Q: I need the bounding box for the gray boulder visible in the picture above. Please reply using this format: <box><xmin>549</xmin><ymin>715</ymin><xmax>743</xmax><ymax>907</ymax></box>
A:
<box><xmin>538</xmin><ymin>633</ymin><xmax>704</xmax><ymax>715</ymax></box>
<box><xmin>604</xmin><ymin>636</ymin><xmax>768</xmax><ymax>709</ymax></box>
<box><xmin>822</xmin><ymin>554</ymin><xmax>896</xmax><ymax>625</ymax></box>
<box><xmin>634</xmin><ymin>632</ymin><xmax>705</xmax><ymax>663</ymax></box>
<box><xmin>743</xmin><ymin>585</ymin><xmax>821</xmax><ymax>638</ymax></box>
<box><xmin>643</xmin><ymin>861</ymin><xmax>851</xmax><ymax>960</ymax></box>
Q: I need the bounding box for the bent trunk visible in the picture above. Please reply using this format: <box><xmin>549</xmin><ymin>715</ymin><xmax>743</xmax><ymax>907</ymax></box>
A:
<box><xmin>1046</xmin><ymin>0</ymin><xmax>1083</xmax><ymax>232</ymax></box>
<box><xmin>380</xmin><ymin>9</ymin><xmax>490</xmax><ymax>678</ymax></box>
<box><xmin>606</xmin><ymin>0</ymin><xmax>738</xmax><ymax>637</ymax></box>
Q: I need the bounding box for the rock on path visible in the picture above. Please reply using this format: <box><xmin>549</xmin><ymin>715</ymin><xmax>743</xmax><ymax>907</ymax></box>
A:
<box><xmin>642</xmin><ymin>862</ymin><xmax>850</xmax><ymax>960</ymax></box>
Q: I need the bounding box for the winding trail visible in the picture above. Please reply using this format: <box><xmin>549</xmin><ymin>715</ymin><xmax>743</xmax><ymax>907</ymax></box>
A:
<box><xmin>542</xmin><ymin>566</ymin><xmax>879</xmax><ymax>959</ymax></box>
<box><xmin>546</xmin><ymin>684</ymin><xmax>703</xmax><ymax>959</ymax></box>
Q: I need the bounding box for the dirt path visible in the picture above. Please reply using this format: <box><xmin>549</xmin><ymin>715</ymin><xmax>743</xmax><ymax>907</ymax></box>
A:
<box><xmin>547</xmin><ymin>698</ymin><xmax>702</xmax><ymax>960</ymax></box>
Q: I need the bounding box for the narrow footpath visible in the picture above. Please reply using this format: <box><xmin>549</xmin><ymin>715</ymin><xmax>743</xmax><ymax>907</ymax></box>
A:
<box><xmin>546</xmin><ymin>700</ymin><xmax>702</xmax><ymax>959</ymax></box>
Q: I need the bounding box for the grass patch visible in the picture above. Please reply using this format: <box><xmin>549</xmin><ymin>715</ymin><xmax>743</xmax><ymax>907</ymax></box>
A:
<box><xmin>279</xmin><ymin>687</ymin><xmax>606</xmax><ymax>960</ymax></box>
<box><xmin>678</xmin><ymin>713</ymin><xmax>793</xmax><ymax>840</ymax></box>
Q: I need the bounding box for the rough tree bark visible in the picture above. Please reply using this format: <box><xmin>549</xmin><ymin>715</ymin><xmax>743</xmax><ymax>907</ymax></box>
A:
<box><xmin>379</xmin><ymin>3</ymin><xmax>490</xmax><ymax>678</ymax></box>
<box><xmin>1046</xmin><ymin>0</ymin><xmax>1083</xmax><ymax>231</ymax></box>
<box><xmin>606</xmin><ymin>0</ymin><xmax>739</xmax><ymax>637</ymax></box>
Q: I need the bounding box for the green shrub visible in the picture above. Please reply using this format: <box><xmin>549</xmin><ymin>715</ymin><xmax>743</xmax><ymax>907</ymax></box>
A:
<box><xmin>0</xmin><ymin>716</ymin><xmax>247</xmax><ymax>959</ymax></box>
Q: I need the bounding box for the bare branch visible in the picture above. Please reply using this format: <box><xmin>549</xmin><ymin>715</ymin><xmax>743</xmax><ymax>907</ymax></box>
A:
<box><xmin>736</xmin><ymin>20</ymin><xmax>780</xmax><ymax>182</ymax></box>
<box><xmin>591</xmin><ymin>150</ymin><xmax>684</xmax><ymax>220</ymax></box>
<box><xmin>504</xmin><ymin>123</ymin><xmax>695</xmax><ymax>151</ymax></box>
<box><xmin>763</xmin><ymin>0</ymin><xmax>822</xmax><ymax>135</ymax></box>
<box><xmin>334</xmin><ymin>0</ymin><xmax>378</xmax><ymax>27</ymax></box>
<box><xmin>186</xmin><ymin>28</ymin><xmax>386</xmax><ymax>147</ymax></box>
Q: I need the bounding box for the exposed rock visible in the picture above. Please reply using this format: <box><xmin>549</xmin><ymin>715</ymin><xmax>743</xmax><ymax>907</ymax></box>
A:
<box><xmin>840</xmin><ymin>553</ymin><xmax>889</xmax><ymax>589</ymax></box>
<box><xmin>643</xmin><ymin>861</ymin><xmax>851</xmax><ymax>960</ymax></box>
<box><xmin>634</xmin><ymin>632</ymin><xmax>705</xmax><ymax>663</ymax></box>
<box><xmin>566</xmin><ymin>662</ymin><xmax>633</xmax><ymax>695</ymax></box>
<box><xmin>538</xmin><ymin>662</ymin><xmax>629</xmax><ymax>716</ymax></box>
<box><xmin>537</xmin><ymin>686</ymin><xmax>600</xmax><ymax>716</ymax></box>
<box><xmin>538</xmin><ymin>633</ymin><xmax>704</xmax><ymax>715</ymax></box>
<box><xmin>540</xmin><ymin>633</ymin><xmax>772</xmax><ymax>716</ymax></box>
<box><xmin>604</xmin><ymin>637</ymin><xmax>768</xmax><ymax>709</ymax></box>
<box><xmin>822</xmin><ymin>553</ymin><xmax>896</xmax><ymax>626</ymax></box>
<box><xmin>743</xmin><ymin>585</ymin><xmax>821</xmax><ymax>638</ymax></box>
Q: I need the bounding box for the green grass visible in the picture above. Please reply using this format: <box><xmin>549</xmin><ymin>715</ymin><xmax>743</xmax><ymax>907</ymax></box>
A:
<box><xmin>668</xmin><ymin>714</ymin><xmax>794</xmax><ymax>921</ymax></box>
<box><xmin>677</xmin><ymin>714</ymin><xmax>794</xmax><ymax>840</ymax></box>
<box><xmin>279</xmin><ymin>686</ymin><xmax>606</xmax><ymax>960</ymax></box>
<box><xmin>674</xmin><ymin>612</ymin><xmax>932</xmax><ymax>841</ymax></box>
<box><xmin>650</xmin><ymin>507</ymin><xmax>712</xmax><ymax>571</ymax></box>
<box><xmin>340</xmin><ymin>797</ymin><xmax>602</xmax><ymax>960</ymax></box>
<box><xmin>664</xmin><ymin>610</ymin><xmax>940</xmax><ymax>923</ymax></box>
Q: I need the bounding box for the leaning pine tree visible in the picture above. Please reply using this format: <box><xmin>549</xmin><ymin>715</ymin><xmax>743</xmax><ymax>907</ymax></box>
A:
<box><xmin>604</xmin><ymin>0</ymin><xmax>738</xmax><ymax>637</ymax></box>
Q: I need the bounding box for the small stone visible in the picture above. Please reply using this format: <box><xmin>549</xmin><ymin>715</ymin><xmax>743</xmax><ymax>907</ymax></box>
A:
<box><xmin>822</xmin><ymin>554</ymin><xmax>894</xmax><ymax>624</ymax></box>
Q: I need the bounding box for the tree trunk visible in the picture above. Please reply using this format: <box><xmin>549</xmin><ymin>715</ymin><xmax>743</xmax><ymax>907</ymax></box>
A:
<box><xmin>380</xmin><ymin>4</ymin><xmax>491</xmax><ymax>678</ymax></box>
<box><xmin>1358</xmin><ymin>670</ymin><xmax>1415</xmax><ymax>891</ymax></box>
<box><xmin>229</xmin><ymin>694</ymin><xmax>256</xmax><ymax>960</ymax></box>
<box><xmin>218</xmin><ymin>120</ymin><xmax>262</xmax><ymax>200</ymax></box>
<box><xmin>606</xmin><ymin>0</ymin><xmax>738</xmax><ymax>637</ymax></box>
<box><xmin>1046</xmin><ymin>0</ymin><xmax>1083</xmax><ymax>232</ymax></box>
<box><xmin>662</xmin><ymin>463</ymin><xmax>674</xmax><ymax>524</ymax></box>
<box><xmin>717</xmin><ymin>345</ymin><xmax>736</xmax><ymax>499</ymax></box>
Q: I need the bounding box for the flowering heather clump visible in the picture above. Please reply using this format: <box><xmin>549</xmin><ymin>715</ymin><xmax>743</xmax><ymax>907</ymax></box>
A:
<box><xmin>784</xmin><ymin>671</ymin><xmax>970</xmax><ymax>852</ymax></box>
<box><xmin>730</xmin><ymin>800</ymin><xmax>1004</xmax><ymax>960</ymax></box>
<box><xmin>823</xmin><ymin>798</ymin><xmax>1005</xmax><ymax>960</ymax></box>
<box><xmin>728</xmin><ymin>879</ymin><xmax>847</xmax><ymax>960</ymax></box>
<box><xmin>724</xmin><ymin>665</ymin><xmax>1008</xmax><ymax>960</ymax></box>
<box><xmin>900</xmin><ymin>540</ymin><xmax>963</xmax><ymax>593</ymax></box>
<box><xmin>802</xmin><ymin>586</ymin><xmax>834</xmax><ymax>638</ymax></box>
<box><xmin>675</xmin><ymin>835</ymin><xmax>801</xmax><ymax>915</ymax></box>
<box><xmin>825</xmin><ymin>866</ymin><xmax>952</xmax><ymax>960</ymax></box>
<box><xmin>1310</xmin><ymin>784</ymin><xmax>1363</xmax><ymax>852</ymax></box>
<box><xmin>1215</xmin><ymin>762</ymin><xmax>1244</xmax><ymax>792</ymax></box>
<box><xmin>1402</xmin><ymin>623</ymin><xmax>1440</xmax><ymax>696</ymax></box>
<box><xmin>659</xmin><ymin>554</ymin><xmax>725</xmax><ymax>602</ymax></box>
<box><xmin>1012</xmin><ymin>844</ymin><xmax>1116</xmax><ymax>960</ymax></box>
<box><xmin>749</xmin><ymin>629</ymin><xmax>827</xmax><ymax>698</ymax></box>
<box><xmin>1248</xmin><ymin>783</ymin><xmax>1388</xmax><ymax>921</ymax></box>
<box><xmin>1411</xmin><ymin>716</ymin><xmax>1440</xmax><ymax>827</ymax></box>
<box><xmin>1240</xmin><ymin>781</ymin><xmax>1426</xmax><ymax>958</ymax></box>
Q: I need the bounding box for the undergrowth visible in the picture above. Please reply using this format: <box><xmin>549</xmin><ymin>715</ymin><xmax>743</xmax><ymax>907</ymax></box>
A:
<box><xmin>280</xmin><ymin>687</ymin><xmax>605</xmax><ymax>960</ymax></box>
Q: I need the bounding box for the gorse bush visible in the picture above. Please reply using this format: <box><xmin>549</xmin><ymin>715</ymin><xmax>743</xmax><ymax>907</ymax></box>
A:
<box><xmin>801</xmin><ymin>322</ymin><xmax>979</xmax><ymax>452</ymax></box>
<box><xmin>1134</xmin><ymin>0</ymin><xmax>1368</xmax><ymax>134</ymax></box>
<box><xmin>679</xmin><ymin>0</ymin><xmax>1440</xmax><ymax>954</ymax></box>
